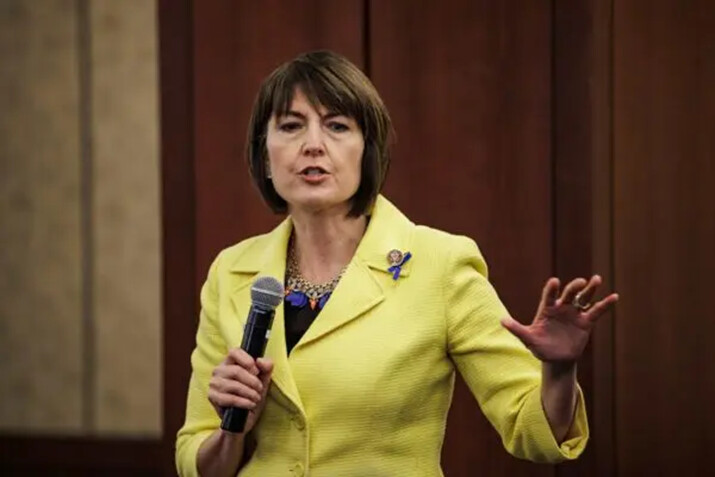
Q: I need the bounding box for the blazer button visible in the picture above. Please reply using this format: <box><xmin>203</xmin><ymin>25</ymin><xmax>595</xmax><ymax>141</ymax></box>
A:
<box><xmin>292</xmin><ymin>414</ymin><xmax>305</xmax><ymax>430</ymax></box>
<box><xmin>292</xmin><ymin>462</ymin><xmax>305</xmax><ymax>476</ymax></box>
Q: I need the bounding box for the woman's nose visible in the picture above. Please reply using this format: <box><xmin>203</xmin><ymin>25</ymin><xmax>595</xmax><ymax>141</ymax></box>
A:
<box><xmin>301</xmin><ymin>123</ymin><xmax>325</xmax><ymax>157</ymax></box>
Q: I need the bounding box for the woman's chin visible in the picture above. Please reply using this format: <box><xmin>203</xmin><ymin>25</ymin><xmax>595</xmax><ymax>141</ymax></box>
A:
<box><xmin>287</xmin><ymin>193</ymin><xmax>351</xmax><ymax>215</ymax></box>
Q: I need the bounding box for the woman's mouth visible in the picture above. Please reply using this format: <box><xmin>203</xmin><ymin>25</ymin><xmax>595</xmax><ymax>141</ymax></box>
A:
<box><xmin>299</xmin><ymin>166</ymin><xmax>329</xmax><ymax>183</ymax></box>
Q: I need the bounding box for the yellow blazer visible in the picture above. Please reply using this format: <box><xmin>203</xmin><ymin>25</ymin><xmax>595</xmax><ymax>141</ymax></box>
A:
<box><xmin>176</xmin><ymin>195</ymin><xmax>588</xmax><ymax>476</ymax></box>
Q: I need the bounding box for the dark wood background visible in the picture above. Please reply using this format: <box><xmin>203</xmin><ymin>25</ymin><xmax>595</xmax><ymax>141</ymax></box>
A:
<box><xmin>2</xmin><ymin>0</ymin><xmax>713</xmax><ymax>475</ymax></box>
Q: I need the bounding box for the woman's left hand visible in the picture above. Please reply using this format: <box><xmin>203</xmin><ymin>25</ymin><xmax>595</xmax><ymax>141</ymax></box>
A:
<box><xmin>501</xmin><ymin>275</ymin><xmax>619</xmax><ymax>363</ymax></box>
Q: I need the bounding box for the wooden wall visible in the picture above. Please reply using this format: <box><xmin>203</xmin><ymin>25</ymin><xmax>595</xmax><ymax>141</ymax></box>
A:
<box><xmin>3</xmin><ymin>0</ymin><xmax>713</xmax><ymax>474</ymax></box>
<box><xmin>161</xmin><ymin>0</ymin><xmax>715</xmax><ymax>475</ymax></box>
<box><xmin>612</xmin><ymin>0</ymin><xmax>715</xmax><ymax>475</ymax></box>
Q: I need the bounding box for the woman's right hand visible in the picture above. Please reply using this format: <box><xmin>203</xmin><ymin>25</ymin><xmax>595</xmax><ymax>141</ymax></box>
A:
<box><xmin>208</xmin><ymin>348</ymin><xmax>274</xmax><ymax>434</ymax></box>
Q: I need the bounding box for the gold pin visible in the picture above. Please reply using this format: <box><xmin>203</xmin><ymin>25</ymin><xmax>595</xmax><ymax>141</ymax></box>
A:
<box><xmin>387</xmin><ymin>249</ymin><xmax>404</xmax><ymax>266</ymax></box>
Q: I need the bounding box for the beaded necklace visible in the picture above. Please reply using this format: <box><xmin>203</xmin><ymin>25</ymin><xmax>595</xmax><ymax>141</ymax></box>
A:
<box><xmin>285</xmin><ymin>239</ymin><xmax>347</xmax><ymax>310</ymax></box>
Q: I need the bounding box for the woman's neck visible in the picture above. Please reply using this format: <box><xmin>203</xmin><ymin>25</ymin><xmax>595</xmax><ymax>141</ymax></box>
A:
<box><xmin>289</xmin><ymin>205</ymin><xmax>367</xmax><ymax>284</ymax></box>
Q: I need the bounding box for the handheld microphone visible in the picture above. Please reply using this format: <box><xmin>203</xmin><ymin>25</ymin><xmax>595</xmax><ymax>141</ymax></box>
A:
<box><xmin>221</xmin><ymin>276</ymin><xmax>283</xmax><ymax>433</ymax></box>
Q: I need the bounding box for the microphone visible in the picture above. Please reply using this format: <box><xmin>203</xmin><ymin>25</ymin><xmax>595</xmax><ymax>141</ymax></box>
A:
<box><xmin>221</xmin><ymin>276</ymin><xmax>284</xmax><ymax>433</ymax></box>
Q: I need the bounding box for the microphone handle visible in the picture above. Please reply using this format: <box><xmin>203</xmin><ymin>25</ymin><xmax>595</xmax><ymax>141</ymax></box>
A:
<box><xmin>220</xmin><ymin>306</ymin><xmax>275</xmax><ymax>433</ymax></box>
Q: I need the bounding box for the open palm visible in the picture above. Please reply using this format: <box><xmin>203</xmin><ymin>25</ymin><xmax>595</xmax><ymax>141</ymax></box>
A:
<box><xmin>501</xmin><ymin>275</ymin><xmax>618</xmax><ymax>362</ymax></box>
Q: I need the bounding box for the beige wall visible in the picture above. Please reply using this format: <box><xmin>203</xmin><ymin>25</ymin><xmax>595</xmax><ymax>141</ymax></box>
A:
<box><xmin>0</xmin><ymin>0</ymin><xmax>84</xmax><ymax>434</ymax></box>
<box><xmin>90</xmin><ymin>0</ymin><xmax>161</xmax><ymax>437</ymax></box>
<box><xmin>0</xmin><ymin>0</ymin><xmax>161</xmax><ymax>436</ymax></box>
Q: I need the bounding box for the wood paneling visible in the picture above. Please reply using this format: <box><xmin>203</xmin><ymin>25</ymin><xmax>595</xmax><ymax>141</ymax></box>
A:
<box><xmin>613</xmin><ymin>0</ymin><xmax>715</xmax><ymax>474</ymax></box>
<box><xmin>370</xmin><ymin>2</ymin><xmax>553</xmax><ymax>475</ymax></box>
<box><xmin>159</xmin><ymin>0</ymin><xmax>196</xmax><ymax>471</ymax></box>
<box><xmin>553</xmin><ymin>1</ymin><xmax>615</xmax><ymax>476</ymax></box>
<box><xmin>586</xmin><ymin>0</ymin><xmax>617</xmax><ymax>475</ymax></box>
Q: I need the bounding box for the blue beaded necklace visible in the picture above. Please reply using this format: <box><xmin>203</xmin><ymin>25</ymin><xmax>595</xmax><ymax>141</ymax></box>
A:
<box><xmin>284</xmin><ymin>240</ymin><xmax>346</xmax><ymax>311</ymax></box>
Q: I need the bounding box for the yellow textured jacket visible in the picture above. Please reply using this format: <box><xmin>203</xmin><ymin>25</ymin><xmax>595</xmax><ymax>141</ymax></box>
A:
<box><xmin>176</xmin><ymin>195</ymin><xmax>588</xmax><ymax>476</ymax></box>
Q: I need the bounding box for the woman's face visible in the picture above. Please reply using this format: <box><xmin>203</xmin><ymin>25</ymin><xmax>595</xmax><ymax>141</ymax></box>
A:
<box><xmin>266</xmin><ymin>88</ymin><xmax>364</xmax><ymax>214</ymax></box>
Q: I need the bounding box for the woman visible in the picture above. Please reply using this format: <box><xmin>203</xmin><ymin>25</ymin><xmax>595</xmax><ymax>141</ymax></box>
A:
<box><xmin>176</xmin><ymin>51</ymin><xmax>618</xmax><ymax>477</ymax></box>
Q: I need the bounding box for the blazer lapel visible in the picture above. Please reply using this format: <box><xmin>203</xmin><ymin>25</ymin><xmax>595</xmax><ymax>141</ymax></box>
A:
<box><xmin>294</xmin><ymin>195</ymin><xmax>415</xmax><ymax>350</ymax></box>
<box><xmin>228</xmin><ymin>218</ymin><xmax>304</xmax><ymax>411</ymax></box>
<box><xmin>295</xmin><ymin>257</ymin><xmax>384</xmax><ymax>348</ymax></box>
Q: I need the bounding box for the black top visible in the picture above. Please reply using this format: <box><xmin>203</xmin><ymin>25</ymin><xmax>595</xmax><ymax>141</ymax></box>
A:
<box><xmin>284</xmin><ymin>301</ymin><xmax>321</xmax><ymax>354</ymax></box>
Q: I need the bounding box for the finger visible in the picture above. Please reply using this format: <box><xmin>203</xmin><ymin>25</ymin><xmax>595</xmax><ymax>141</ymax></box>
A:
<box><xmin>256</xmin><ymin>357</ymin><xmax>274</xmax><ymax>375</ymax></box>
<box><xmin>500</xmin><ymin>316</ymin><xmax>535</xmax><ymax>347</ymax></box>
<box><xmin>256</xmin><ymin>358</ymin><xmax>274</xmax><ymax>397</ymax></box>
<box><xmin>226</xmin><ymin>348</ymin><xmax>260</xmax><ymax>375</ymax></box>
<box><xmin>558</xmin><ymin>278</ymin><xmax>588</xmax><ymax>306</ymax></box>
<box><xmin>210</xmin><ymin>376</ymin><xmax>262</xmax><ymax>402</ymax></box>
<box><xmin>574</xmin><ymin>275</ymin><xmax>602</xmax><ymax>306</ymax></box>
<box><xmin>258</xmin><ymin>372</ymin><xmax>273</xmax><ymax>399</ymax></box>
<box><xmin>540</xmin><ymin>277</ymin><xmax>561</xmax><ymax>309</ymax></box>
<box><xmin>217</xmin><ymin>364</ymin><xmax>264</xmax><ymax>392</ymax></box>
<box><xmin>208</xmin><ymin>388</ymin><xmax>257</xmax><ymax>410</ymax></box>
<box><xmin>584</xmin><ymin>293</ymin><xmax>619</xmax><ymax>322</ymax></box>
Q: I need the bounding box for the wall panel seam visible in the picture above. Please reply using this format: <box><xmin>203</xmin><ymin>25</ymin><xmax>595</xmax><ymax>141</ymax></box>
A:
<box><xmin>76</xmin><ymin>0</ymin><xmax>95</xmax><ymax>433</ymax></box>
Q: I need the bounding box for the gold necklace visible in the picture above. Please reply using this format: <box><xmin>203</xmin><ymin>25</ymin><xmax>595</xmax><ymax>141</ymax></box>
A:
<box><xmin>285</xmin><ymin>240</ymin><xmax>347</xmax><ymax>310</ymax></box>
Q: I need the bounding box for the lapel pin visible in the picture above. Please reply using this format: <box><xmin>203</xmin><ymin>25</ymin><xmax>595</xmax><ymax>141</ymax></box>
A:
<box><xmin>387</xmin><ymin>249</ymin><xmax>412</xmax><ymax>280</ymax></box>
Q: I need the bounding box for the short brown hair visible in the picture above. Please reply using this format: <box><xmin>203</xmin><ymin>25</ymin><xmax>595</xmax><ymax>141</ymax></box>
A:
<box><xmin>246</xmin><ymin>50</ymin><xmax>393</xmax><ymax>217</ymax></box>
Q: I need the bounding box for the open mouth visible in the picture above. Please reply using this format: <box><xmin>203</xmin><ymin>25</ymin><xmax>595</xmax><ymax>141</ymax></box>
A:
<box><xmin>299</xmin><ymin>166</ymin><xmax>328</xmax><ymax>177</ymax></box>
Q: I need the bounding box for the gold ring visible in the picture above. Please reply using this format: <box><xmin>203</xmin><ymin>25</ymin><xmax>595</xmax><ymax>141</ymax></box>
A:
<box><xmin>572</xmin><ymin>292</ymin><xmax>592</xmax><ymax>311</ymax></box>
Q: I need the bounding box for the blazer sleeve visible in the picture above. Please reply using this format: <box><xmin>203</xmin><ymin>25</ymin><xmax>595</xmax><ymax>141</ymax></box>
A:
<box><xmin>445</xmin><ymin>236</ymin><xmax>589</xmax><ymax>463</ymax></box>
<box><xmin>175</xmin><ymin>253</ymin><xmax>227</xmax><ymax>477</ymax></box>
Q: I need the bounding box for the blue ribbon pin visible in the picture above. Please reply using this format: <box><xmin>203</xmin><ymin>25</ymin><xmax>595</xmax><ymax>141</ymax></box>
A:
<box><xmin>387</xmin><ymin>251</ymin><xmax>412</xmax><ymax>280</ymax></box>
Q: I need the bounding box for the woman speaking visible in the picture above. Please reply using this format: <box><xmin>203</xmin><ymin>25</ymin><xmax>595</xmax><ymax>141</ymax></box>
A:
<box><xmin>176</xmin><ymin>50</ymin><xmax>618</xmax><ymax>476</ymax></box>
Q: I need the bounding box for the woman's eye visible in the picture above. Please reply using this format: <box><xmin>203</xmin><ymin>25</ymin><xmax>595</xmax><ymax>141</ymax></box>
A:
<box><xmin>327</xmin><ymin>121</ymin><xmax>349</xmax><ymax>132</ymax></box>
<box><xmin>279</xmin><ymin>122</ymin><xmax>302</xmax><ymax>132</ymax></box>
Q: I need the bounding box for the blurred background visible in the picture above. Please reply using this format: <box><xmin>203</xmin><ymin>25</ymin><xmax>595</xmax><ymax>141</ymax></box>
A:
<box><xmin>0</xmin><ymin>0</ymin><xmax>713</xmax><ymax>476</ymax></box>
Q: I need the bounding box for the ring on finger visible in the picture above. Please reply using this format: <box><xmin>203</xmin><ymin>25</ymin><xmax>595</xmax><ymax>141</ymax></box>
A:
<box><xmin>572</xmin><ymin>291</ymin><xmax>592</xmax><ymax>311</ymax></box>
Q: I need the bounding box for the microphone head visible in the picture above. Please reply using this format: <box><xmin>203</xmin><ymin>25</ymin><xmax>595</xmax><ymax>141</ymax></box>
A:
<box><xmin>251</xmin><ymin>276</ymin><xmax>284</xmax><ymax>310</ymax></box>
